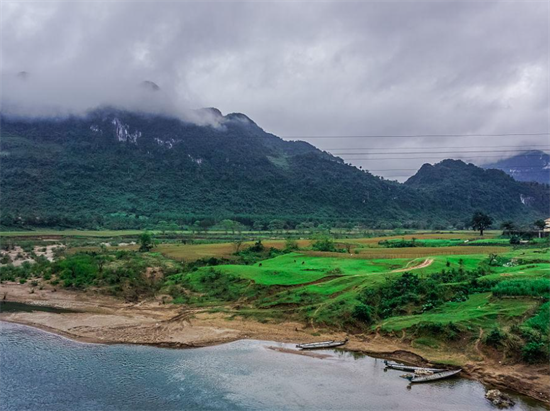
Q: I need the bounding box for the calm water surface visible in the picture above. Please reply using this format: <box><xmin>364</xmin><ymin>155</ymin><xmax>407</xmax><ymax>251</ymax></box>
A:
<box><xmin>0</xmin><ymin>322</ymin><xmax>546</xmax><ymax>411</ymax></box>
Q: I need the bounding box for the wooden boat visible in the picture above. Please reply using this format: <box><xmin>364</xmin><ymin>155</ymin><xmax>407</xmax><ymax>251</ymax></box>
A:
<box><xmin>384</xmin><ymin>360</ymin><xmax>442</xmax><ymax>373</ymax></box>
<box><xmin>407</xmin><ymin>369</ymin><xmax>462</xmax><ymax>383</ymax></box>
<box><xmin>296</xmin><ymin>339</ymin><xmax>348</xmax><ymax>350</ymax></box>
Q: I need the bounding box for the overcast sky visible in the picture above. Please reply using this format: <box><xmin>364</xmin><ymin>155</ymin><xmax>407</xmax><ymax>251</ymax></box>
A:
<box><xmin>2</xmin><ymin>0</ymin><xmax>549</xmax><ymax>180</ymax></box>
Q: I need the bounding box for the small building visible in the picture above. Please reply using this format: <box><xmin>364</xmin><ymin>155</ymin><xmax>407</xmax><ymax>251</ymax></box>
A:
<box><xmin>545</xmin><ymin>218</ymin><xmax>550</xmax><ymax>233</ymax></box>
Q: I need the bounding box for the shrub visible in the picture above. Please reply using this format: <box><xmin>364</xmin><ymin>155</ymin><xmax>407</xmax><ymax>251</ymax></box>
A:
<box><xmin>485</xmin><ymin>328</ymin><xmax>506</xmax><ymax>347</ymax></box>
<box><xmin>522</xmin><ymin>342</ymin><xmax>548</xmax><ymax>364</ymax></box>
<box><xmin>492</xmin><ymin>278</ymin><xmax>550</xmax><ymax>297</ymax></box>
<box><xmin>284</xmin><ymin>238</ymin><xmax>299</xmax><ymax>252</ymax></box>
<box><xmin>353</xmin><ymin>303</ymin><xmax>374</xmax><ymax>324</ymax></box>
<box><xmin>312</xmin><ymin>237</ymin><xmax>337</xmax><ymax>252</ymax></box>
<box><xmin>248</xmin><ymin>240</ymin><xmax>265</xmax><ymax>253</ymax></box>
<box><xmin>524</xmin><ymin>302</ymin><xmax>550</xmax><ymax>334</ymax></box>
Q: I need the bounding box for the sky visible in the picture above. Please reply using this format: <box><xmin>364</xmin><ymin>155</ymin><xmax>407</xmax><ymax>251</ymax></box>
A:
<box><xmin>1</xmin><ymin>0</ymin><xmax>549</xmax><ymax>180</ymax></box>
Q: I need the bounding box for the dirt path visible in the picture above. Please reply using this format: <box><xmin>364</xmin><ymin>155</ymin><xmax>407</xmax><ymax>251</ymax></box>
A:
<box><xmin>474</xmin><ymin>328</ymin><xmax>484</xmax><ymax>358</ymax></box>
<box><xmin>392</xmin><ymin>258</ymin><xmax>434</xmax><ymax>272</ymax></box>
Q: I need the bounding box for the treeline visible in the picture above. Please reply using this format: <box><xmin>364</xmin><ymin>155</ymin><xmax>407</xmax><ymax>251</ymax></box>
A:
<box><xmin>0</xmin><ymin>212</ymin><xmax>479</xmax><ymax>231</ymax></box>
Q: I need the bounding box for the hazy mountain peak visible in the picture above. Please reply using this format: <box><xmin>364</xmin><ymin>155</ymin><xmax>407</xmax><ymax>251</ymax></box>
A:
<box><xmin>139</xmin><ymin>80</ymin><xmax>160</xmax><ymax>91</ymax></box>
<box><xmin>483</xmin><ymin>150</ymin><xmax>550</xmax><ymax>184</ymax></box>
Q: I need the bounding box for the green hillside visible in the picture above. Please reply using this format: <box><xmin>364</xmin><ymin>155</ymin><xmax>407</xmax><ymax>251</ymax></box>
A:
<box><xmin>1</xmin><ymin>108</ymin><xmax>548</xmax><ymax>229</ymax></box>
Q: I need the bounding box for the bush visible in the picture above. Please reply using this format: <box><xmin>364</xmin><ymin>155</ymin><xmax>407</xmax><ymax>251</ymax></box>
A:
<box><xmin>353</xmin><ymin>303</ymin><xmax>374</xmax><ymax>324</ymax></box>
<box><xmin>485</xmin><ymin>328</ymin><xmax>506</xmax><ymax>347</ymax></box>
<box><xmin>312</xmin><ymin>237</ymin><xmax>337</xmax><ymax>252</ymax></box>
<box><xmin>492</xmin><ymin>278</ymin><xmax>550</xmax><ymax>297</ymax></box>
<box><xmin>522</xmin><ymin>342</ymin><xmax>548</xmax><ymax>364</ymax></box>
<box><xmin>284</xmin><ymin>238</ymin><xmax>299</xmax><ymax>252</ymax></box>
<box><xmin>524</xmin><ymin>302</ymin><xmax>550</xmax><ymax>334</ymax></box>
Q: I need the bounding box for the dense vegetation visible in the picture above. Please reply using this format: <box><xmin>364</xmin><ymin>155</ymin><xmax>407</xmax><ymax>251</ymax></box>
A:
<box><xmin>2</xmin><ymin>230</ymin><xmax>548</xmax><ymax>365</ymax></box>
<box><xmin>1</xmin><ymin>108</ymin><xmax>548</xmax><ymax>230</ymax></box>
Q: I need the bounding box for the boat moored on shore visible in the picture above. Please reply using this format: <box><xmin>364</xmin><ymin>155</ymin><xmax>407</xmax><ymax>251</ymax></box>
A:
<box><xmin>296</xmin><ymin>339</ymin><xmax>348</xmax><ymax>350</ymax></box>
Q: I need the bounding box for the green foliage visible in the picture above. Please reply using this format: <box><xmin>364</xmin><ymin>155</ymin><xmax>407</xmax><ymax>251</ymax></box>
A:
<box><xmin>522</xmin><ymin>342</ymin><xmax>548</xmax><ymax>364</ymax></box>
<box><xmin>534</xmin><ymin>220</ymin><xmax>546</xmax><ymax>230</ymax></box>
<box><xmin>2</xmin><ymin>112</ymin><xmax>548</xmax><ymax>231</ymax></box>
<box><xmin>248</xmin><ymin>240</ymin><xmax>265</xmax><ymax>253</ymax></box>
<box><xmin>56</xmin><ymin>254</ymin><xmax>98</xmax><ymax>288</ymax></box>
<box><xmin>284</xmin><ymin>238</ymin><xmax>299</xmax><ymax>252</ymax></box>
<box><xmin>470</xmin><ymin>211</ymin><xmax>493</xmax><ymax>235</ymax></box>
<box><xmin>500</xmin><ymin>221</ymin><xmax>515</xmax><ymax>236</ymax></box>
<box><xmin>524</xmin><ymin>302</ymin><xmax>549</xmax><ymax>335</ymax></box>
<box><xmin>312</xmin><ymin>237</ymin><xmax>337</xmax><ymax>252</ymax></box>
<box><xmin>411</xmin><ymin>322</ymin><xmax>462</xmax><ymax>341</ymax></box>
<box><xmin>379</xmin><ymin>238</ymin><xmax>418</xmax><ymax>248</ymax></box>
<box><xmin>138</xmin><ymin>231</ymin><xmax>154</xmax><ymax>252</ymax></box>
<box><xmin>484</xmin><ymin>328</ymin><xmax>506</xmax><ymax>347</ymax></box>
<box><xmin>491</xmin><ymin>278</ymin><xmax>550</xmax><ymax>297</ymax></box>
<box><xmin>353</xmin><ymin>303</ymin><xmax>374</xmax><ymax>324</ymax></box>
<box><xmin>357</xmin><ymin>267</ymin><xmax>489</xmax><ymax>321</ymax></box>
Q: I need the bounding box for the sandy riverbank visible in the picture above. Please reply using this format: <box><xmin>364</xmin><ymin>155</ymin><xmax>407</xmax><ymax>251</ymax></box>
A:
<box><xmin>1</xmin><ymin>282</ymin><xmax>548</xmax><ymax>405</ymax></box>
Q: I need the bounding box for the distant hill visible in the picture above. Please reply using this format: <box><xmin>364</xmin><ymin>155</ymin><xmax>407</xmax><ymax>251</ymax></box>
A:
<box><xmin>1</xmin><ymin>108</ymin><xmax>548</xmax><ymax>229</ymax></box>
<box><xmin>483</xmin><ymin>150</ymin><xmax>550</xmax><ymax>184</ymax></box>
<box><xmin>405</xmin><ymin>159</ymin><xmax>549</xmax><ymax>222</ymax></box>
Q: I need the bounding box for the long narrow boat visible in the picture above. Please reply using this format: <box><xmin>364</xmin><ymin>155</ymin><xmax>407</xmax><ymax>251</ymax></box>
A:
<box><xmin>384</xmin><ymin>360</ymin><xmax>443</xmax><ymax>373</ymax></box>
<box><xmin>407</xmin><ymin>369</ymin><xmax>462</xmax><ymax>383</ymax></box>
<box><xmin>296</xmin><ymin>339</ymin><xmax>348</xmax><ymax>350</ymax></box>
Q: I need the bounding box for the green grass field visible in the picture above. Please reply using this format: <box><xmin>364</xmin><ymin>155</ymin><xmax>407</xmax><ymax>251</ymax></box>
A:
<box><xmin>378</xmin><ymin>293</ymin><xmax>538</xmax><ymax>332</ymax></box>
<box><xmin>178</xmin><ymin>240</ymin><xmax>548</xmax><ymax>345</ymax></box>
<box><xmin>2</xmin><ymin>228</ymin><xmax>547</xmax><ymax>361</ymax></box>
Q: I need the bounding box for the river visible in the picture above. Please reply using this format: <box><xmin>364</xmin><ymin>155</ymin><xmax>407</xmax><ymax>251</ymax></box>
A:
<box><xmin>0</xmin><ymin>322</ymin><xmax>546</xmax><ymax>411</ymax></box>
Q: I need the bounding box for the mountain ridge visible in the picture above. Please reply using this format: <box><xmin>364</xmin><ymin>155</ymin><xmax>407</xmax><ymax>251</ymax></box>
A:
<box><xmin>483</xmin><ymin>150</ymin><xmax>550</xmax><ymax>184</ymax></box>
<box><xmin>1</xmin><ymin>108</ymin><xmax>547</xmax><ymax>229</ymax></box>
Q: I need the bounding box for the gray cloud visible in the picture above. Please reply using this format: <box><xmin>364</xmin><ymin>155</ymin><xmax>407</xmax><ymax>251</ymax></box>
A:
<box><xmin>1</xmin><ymin>1</ymin><xmax>548</xmax><ymax>180</ymax></box>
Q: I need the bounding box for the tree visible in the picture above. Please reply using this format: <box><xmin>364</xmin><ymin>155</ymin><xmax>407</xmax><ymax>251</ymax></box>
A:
<box><xmin>253</xmin><ymin>221</ymin><xmax>264</xmax><ymax>232</ymax></box>
<box><xmin>284</xmin><ymin>238</ymin><xmax>299</xmax><ymax>252</ymax></box>
<box><xmin>197</xmin><ymin>219</ymin><xmax>214</xmax><ymax>234</ymax></box>
<box><xmin>353</xmin><ymin>303</ymin><xmax>373</xmax><ymax>324</ymax></box>
<box><xmin>312</xmin><ymin>237</ymin><xmax>336</xmax><ymax>252</ymax></box>
<box><xmin>157</xmin><ymin>220</ymin><xmax>170</xmax><ymax>234</ymax></box>
<box><xmin>232</xmin><ymin>239</ymin><xmax>244</xmax><ymax>253</ymax></box>
<box><xmin>500</xmin><ymin>221</ymin><xmax>515</xmax><ymax>237</ymax></box>
<box><xmin>534</xmin><ymin>219</ymin><xmax>546</xmax><ymax>238</ymax></box>
<box><xmin>138</xmin><ymin>231</ymin><xmax>154</xmax><ymax>252</ymax></box>
<box><xmin>268</xmin><ymin>219</ymin><xmax>285</xmax><ymax>233</ymax></box>
<box><xmin>470</xmin><ymin>211</ymin><xmax>493</xmax><ymax>236</ymax></box>
<box><xmin>221</xmin><ymin>219</ymin><xmax>237</xmax><ymax>234</ymax></box>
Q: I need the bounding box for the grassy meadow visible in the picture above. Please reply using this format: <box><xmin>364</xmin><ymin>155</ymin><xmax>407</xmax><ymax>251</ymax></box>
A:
<box><xmin>1</xmin><ymin>229</ymin><xmax>548</xmax><ymax>364</ymax></box>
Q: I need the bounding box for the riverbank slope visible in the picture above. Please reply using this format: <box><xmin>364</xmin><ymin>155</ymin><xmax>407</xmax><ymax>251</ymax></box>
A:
<box><xmin>1</xmin><ymin>282</ymin><xmax>548</xmax><ymax>405</ymax></box>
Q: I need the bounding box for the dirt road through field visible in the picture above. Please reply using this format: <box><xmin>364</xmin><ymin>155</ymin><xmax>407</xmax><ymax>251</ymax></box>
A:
<box><xmin>392</xmin><ymin>258</ymin><xmax>434</xmax><ymax>272</ymax></box>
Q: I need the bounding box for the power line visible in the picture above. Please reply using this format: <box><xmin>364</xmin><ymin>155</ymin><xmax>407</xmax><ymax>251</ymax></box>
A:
<box><xmin>325</xmin><ymin>144</ymin><xmax>550</xmax><ymax>151</ymax></box>
<box><xmin>283</xmin><ymin>132</ymin><xmax>550</xmax><ymax>139</ymax></box>
<box><xmin>365</xmin><ymin>165</ymin><xmax>546</xmax><ymax>172</ymax></box>
<box><xmin>337</xmin><ymin>154</ymin><xmax>548</xmax><ymax>160</ymax></box>
<box><xmin>330</xmin><ymin>149</ymin><xmax>550</xmax><ymax>155</ymax></box>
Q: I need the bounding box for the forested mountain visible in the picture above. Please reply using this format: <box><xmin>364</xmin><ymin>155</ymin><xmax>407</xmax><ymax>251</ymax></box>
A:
<box><xmin>483</xmin><ymin>150</ymin><xmax>550</xmax><ymax>184</ymax></box>
<box><xmin>405</xmin><ymin>160</ymin><xmax>549</xmax><ymax>221</ymax></box>
<box><xmin>1</xmin><ymin>108</ymin><xmax>548</xmax><ymax>229</ymax></box>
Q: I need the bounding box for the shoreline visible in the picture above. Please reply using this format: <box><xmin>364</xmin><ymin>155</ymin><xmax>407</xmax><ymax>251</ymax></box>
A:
<box><xmin>1</xmin><ymin>283</ymin><xmax>549</xmax><ymax>405</ymax></box>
